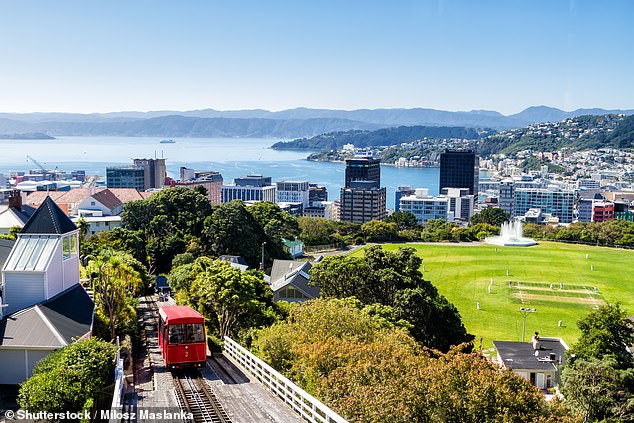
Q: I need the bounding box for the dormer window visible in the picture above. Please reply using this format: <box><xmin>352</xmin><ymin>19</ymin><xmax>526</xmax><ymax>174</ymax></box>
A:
<box><xmin>62</xmin><ymin>234</ymin><xmax>77</xmax><ymax>260</ymax></box>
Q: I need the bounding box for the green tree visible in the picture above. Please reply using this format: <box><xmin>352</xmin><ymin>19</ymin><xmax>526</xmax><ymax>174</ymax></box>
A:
<box><xmin>361</xmin><ymin>220</ymin><xmax>399</xmax><ymax>242</ymax></box>
<box><xmin>571</xmin><ymin>303</ymin><xmax>634</xmax><ymax>369</ymax></box>
<box><xmin>470</xmin><ymin>207</ymin><xmax>509</xmax><ymax>226</ymax></box>
<box><xmin>188</xmin><ymin>259</ymin><xmax>273</xmax><ymax>339</ymax></box>
<box><xmin>120</xmin><ymin>199</ymin><xmax>155</xmax><ymax>232</ymax></box>
<box><xmin>202</xmin><ymin>200</ymin><xmax>288</xmax><ymax>268</ymax></box>
<box><xmin>393</xmin><ymin>287</ymin><xmax>473</xmax><ymax>352</ymax></box>
<box><xmin>86</xmin><ymin>252</ymin><xmax>142</xmax><ymax>340</ymax></box>
<box><xmin>18</xmin><ymin>339</ymin><xmax>118</xmax><ymax>414</ymax></box>
<box><xmin>386</xmin><ymin>211</ymin><xmax>418</xmax><ymax>230</ymax></box>
<box><xmin>310</xmin><ymin>246</ymin><xmax>472</xmax><ymax>351</ymax></box>
<box><xmin>248</xmin><ymin>201</ymin><xmax>300</xmax><ymax>241</ymax></box>
<box><xmin>253</xmin><ymin>299</ymin><xmax>573</xmax><ymax>423</ymax></box>
<box><xmin>76</xmin><ymin>217</ymin><xmax>89</xmax><ymax>242</ymax></box>
<box><xmin>562</xmin><ymin>357</ymin><xmax>631</xmax><ymax>422</ymax></box>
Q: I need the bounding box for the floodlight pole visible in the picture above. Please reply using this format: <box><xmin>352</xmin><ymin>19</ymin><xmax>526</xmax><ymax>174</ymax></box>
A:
<box><xmin>260</xmin><ymin>241</ymin><xmax>267</xmax><ymax>271</ymax></box>
<box><xmin>519</xmin><ymin>307</ymin><xmax>536</xmax><ymax>342</ymax></box>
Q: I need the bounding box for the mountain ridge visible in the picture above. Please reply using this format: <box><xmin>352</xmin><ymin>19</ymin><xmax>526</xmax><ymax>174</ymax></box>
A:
<box><xmin>1</xmin><ymin>106</ymin><xmax>633</xmax><ymax>138</ymax></box>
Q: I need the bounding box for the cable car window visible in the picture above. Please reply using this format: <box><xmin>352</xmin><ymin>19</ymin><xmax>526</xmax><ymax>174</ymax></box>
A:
<box><xmin>186</xmin><ymin>323</ymin><xmax>205</xmax><ymax>343</ymax></box>
<box><xmin>168</xmin><ymin>323</ymin><xmax>204</xmax><ymax>344</ymax></box>
<box><xmin>168</xmin><ymin>324</ymin><xmax>185</xmax><ymax>344</ymax></box>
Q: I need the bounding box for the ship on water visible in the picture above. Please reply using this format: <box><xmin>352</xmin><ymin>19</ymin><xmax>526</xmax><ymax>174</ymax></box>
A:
<box><xmin>160</xmin><ymin>139</ymin><xmax>176</xmax><ymax>144</ymax></box>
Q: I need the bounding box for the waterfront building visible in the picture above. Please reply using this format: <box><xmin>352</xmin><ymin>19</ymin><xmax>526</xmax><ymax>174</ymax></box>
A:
<box><xmin>395</xmin><ymin>186</ymin><xmax>416</xmax><ymax>212</ymax></box>
<box><xmin>399</xmin><ymin>188</ymin><xmax>448</xmax><ymax>223</ymax></box>
<box><xmin>439</xmin><ymin>149</ymin><xmax>479</xmax><ymax>195</ymax></box>
<box><xmin>276</xmin><ymin>180</ymin><xmax>310</xmax><ymax>208</ymax></box>
<box><xmin>222</xmin><ymin>174</ymin><xmax>276</xmax><ymax>203</ymax></box>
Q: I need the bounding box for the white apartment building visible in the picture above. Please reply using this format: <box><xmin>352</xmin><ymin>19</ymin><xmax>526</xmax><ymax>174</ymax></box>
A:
<box><xmin>399</xmin><ymin>188</ymin><xmax>448</xmax><ymax>223</ymax></box>
<box><xmin>276</xmin><ymin>180</ymin><xmax>310</xmax><ymax>208</ymax></box>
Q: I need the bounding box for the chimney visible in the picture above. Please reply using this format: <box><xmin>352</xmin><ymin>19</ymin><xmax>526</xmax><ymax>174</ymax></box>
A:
<box><xmin>531</xmin><ymin>332</ymin><xmax>540</xmax><ymax>350</ymax></box>
<box><xmin>8</xmin><ymin>189</ymin><xmax>22</xmax><ymax>210</ymax></box>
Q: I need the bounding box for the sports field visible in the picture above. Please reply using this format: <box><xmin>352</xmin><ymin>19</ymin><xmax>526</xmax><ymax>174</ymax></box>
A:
<box><xmin>357</xmin><ymin>242</ymin><xmax>634</xmax><ymax>349</ymax></box>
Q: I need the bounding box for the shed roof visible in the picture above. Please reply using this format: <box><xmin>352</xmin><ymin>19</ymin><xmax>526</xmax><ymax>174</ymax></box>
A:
<box><xmin>0</xmin><ymin>284</ymin><xmax>93</xmax><ymax>348</ymax></box>
<box><xmin>494</xmin><ymin>338</ymin><xmax>567</xmax><ymax>371</ymax></box>
<box><xmin>0</xmin><ymin>238</ymin><xmax>16</xmax><ymax>269</ymax></box>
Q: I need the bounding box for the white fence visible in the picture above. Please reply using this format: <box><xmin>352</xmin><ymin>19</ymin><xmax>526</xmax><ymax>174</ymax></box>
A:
<box><xmin>109</xmin><ymin>337</ymin><xmax>125</xmax><ymax>423</ymax></box>
<box><xmin>223</xmin><ymin>336</ymin><xmax>348</xmax><ymax>423</ymax></box>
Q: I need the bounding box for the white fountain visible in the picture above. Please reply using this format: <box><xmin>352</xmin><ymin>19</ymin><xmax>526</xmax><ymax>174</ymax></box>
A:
<box><xmin>485</xmin><ymin>220</ymin><xmax>537</xmax><ymax>247</ymax></box>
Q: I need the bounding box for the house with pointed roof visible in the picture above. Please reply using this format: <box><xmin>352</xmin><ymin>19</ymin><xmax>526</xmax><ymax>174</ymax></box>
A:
<box><xmin>0</xmin><ymin>196</ymin><xmax>94</xmax><ymax>384</ymax></box>
<box><xmin>0</xmin><ymin>191</ymin><xmax>36</xmax><ymax>234</ymax></box>
<box><xmin>269</xmin><ymin>260</ymin><xmax>319</xmax><ymax>302</ymax></box>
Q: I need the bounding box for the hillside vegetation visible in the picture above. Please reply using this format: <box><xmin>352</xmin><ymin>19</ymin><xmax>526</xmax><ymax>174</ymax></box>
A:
<box><xmin>480</xmin><ymin>114</ymin><xmax>634</xmax><ymax>156</ymax></box>
<box><xmin>271</xmin><ymin>125</ymin><xmax>493</xmax><ymax>150</ymax></box>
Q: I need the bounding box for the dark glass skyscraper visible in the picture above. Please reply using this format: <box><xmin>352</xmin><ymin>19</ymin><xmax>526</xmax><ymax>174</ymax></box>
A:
<box><xmin>345</xmin><ymin>157</ymin><xmax>381</xmax><ymax>188</ymax></box>
<box><xmin>439</xmin><ymin>149</ymin><xmax>479</xmax><ymax>195</ymax></box>
<box><xmin>340</xmin><ymin>156</ymin><xmax>386</xmax><ymax>223</ymax></box>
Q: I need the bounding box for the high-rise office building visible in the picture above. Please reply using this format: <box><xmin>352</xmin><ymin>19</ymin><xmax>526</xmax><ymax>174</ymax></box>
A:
<box><xmin>439</xmin><ymin>149</ymin><xmax>479</xmax><ymax>195</ymax></box>
<box><xmin>340</xmin><ymin>157</ymin><xmax>386</xmax><ymax>223</ymax></box>
<box><xmin>514</xmin><ymin>188</ymin><xmax>574</xmax><ymax>223</ymax></box>
<box><xmin>345</xmin><ymin>157</ymin><xmax>381</xmax><ymax>188</ymax></box>
<box><xmin>308</xmin><ymin>184</ymin><xmax>328</xmax><ymax>205</ymax></box>
<box><xmin>133</xmin><ymin>158</ymin><xmax>166</xmax><ymax>190</ymax></box>
<box><xmin>106</xmin><ymin>166</ymin><xmax>146</xmax><ymax>190</ymax></box>
<box><xmin>441</xmin><ymin>187</ymin><xmax>476</xmax><ymax>221</ymax></box>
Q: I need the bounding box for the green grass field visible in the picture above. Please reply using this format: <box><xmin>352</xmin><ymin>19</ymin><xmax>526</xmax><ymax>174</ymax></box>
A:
<box><xmin>354</xmin><ymin>242</ymin><xmax>634</xmax><ymax>349</ymax></box>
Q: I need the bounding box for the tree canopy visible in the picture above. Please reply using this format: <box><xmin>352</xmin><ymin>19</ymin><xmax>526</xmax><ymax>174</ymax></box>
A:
<box><xmin>470</xmin><ymin>207</ymin><xmax>510</xmax><ymax>226</ymax></box>
<box><xmin>18</xmin><ymin>339</ymin><xmax>118</xmax><ymax>414</ymax></box>
<box><xmin>310</xmin><ymin>246</ymin><xmax>473</xmax><ymax>351</ymax></box>
<box><xmin>174</xmin><ymin>258</ymin><xmax>279</xmax><ymax>343</ymax></box>
<box><xmin>562</xmin><ymin>304</ymin><xmax>634</xmax><ymax>421</ymax></box>
<box><xmin>253</xmin><ymin>298</ymin><xmax>573</xmax><ymax>423</ymax></box>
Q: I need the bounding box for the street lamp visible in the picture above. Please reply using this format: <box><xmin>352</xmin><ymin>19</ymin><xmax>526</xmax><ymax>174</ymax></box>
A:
<box><xmin>260</xmin><ymin>241</ymin><xmax>267</xmax><ymax>271</ymax></box>
<box><xmin>518</xmin><ymin>307</ymin><xmax>536</xmax><ymax>342</ymax></box>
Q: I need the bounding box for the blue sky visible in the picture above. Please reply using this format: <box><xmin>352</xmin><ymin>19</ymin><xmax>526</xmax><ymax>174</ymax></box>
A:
<box><xmin>0</xmin><ymin>0</ymin><xmax>632</xmax><ymax>114</ymax></box>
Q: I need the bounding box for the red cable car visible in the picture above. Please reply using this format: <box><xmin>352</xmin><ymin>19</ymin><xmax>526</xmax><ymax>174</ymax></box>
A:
<box><xmin>158</xmin><ymin>305</ymin><xmax>207</xmax><ymax>369</ymax></box>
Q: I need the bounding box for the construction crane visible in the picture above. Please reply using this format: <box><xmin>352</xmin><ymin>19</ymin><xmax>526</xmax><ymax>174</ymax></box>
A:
<box><xmin>25</xmin><ymin>155</ymin><xmax>52</xmax><ymax>175</ymax></box>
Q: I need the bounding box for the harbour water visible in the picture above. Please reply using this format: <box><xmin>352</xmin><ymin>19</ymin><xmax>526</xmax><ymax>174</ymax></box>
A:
<box><xmin>0</xmin><ymin>136</ymin><xmax>442</xmax><ymax>209</ymax></box>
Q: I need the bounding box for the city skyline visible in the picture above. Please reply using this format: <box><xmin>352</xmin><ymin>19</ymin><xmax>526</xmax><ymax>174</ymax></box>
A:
<box><xmin>1</xmin><ymin>1</ymin><xmax>633</xmax><ymax>114</ymax></box>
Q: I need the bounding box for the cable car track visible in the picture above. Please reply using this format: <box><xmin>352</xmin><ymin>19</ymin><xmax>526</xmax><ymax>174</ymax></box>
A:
<box><xmin>173</xmin><ymin>370</ymin><xmax>232</xmax><ymax>423</ymax></box>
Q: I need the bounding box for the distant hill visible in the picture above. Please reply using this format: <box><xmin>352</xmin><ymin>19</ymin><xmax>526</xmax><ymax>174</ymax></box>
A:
<box><xmin>0</xmin><ymin>106</ymin><xmax>633</xmax><ymax>138</ymax></box>
<box><xmin>0</xmin><ymin>132</ymin><xmax>55</xmax><ymax>140</ymax></box>
<box><xmin>479</xmin><ymin>114</ymin><xmax>634</xmax><ymax>156</ymax></box>
<box><xmin>271</xmin><ymin>126</ymin><xmax>494</xmax><ymax>151</ymax></box>
<box><xmin>0</xmin><ymin>116</ymin><xmax>383</xmax><ymax>139</ymax></box>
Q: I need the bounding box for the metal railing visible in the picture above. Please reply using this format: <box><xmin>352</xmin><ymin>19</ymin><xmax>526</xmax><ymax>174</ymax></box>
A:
<box><xmin>223</xmin><ymin>336</ymin><xmax>348</xmax><ymax>423</ymax></box>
